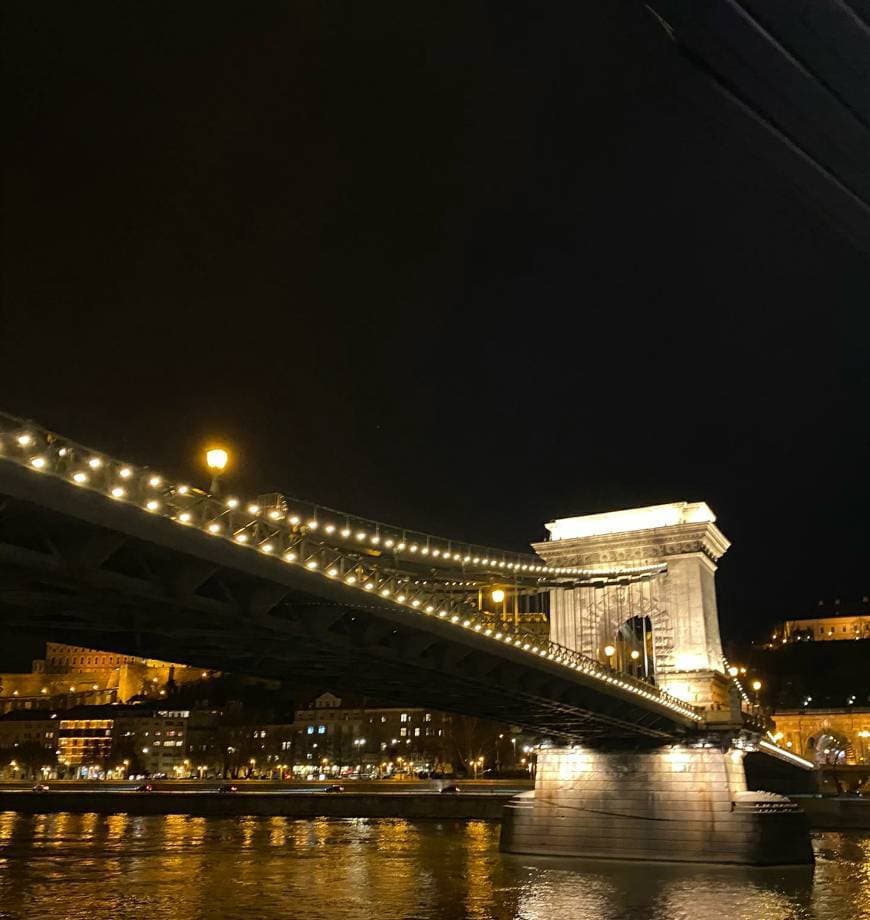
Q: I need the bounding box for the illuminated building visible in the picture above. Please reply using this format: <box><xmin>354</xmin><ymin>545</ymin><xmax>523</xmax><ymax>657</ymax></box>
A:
<box><xmin>772</xmin><ymin>598</ymin><xmax>870</xmax><ymax>645</ymax></box>
<box><xmin>772</xmin><ymin>707</ymin><xmax>870</xmax><ymax>765</ymax></box>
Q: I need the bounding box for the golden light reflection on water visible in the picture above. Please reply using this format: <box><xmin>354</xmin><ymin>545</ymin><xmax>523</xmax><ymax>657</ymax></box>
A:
<box><xmin>0</xmin><ymin>816</ymin><xmax>867</xmax><ymax>920</ymax></box>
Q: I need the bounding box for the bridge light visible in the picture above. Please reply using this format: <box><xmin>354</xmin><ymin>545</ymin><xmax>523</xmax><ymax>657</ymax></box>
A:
<box><xmin>630</xmin><ymin>650</ymin><xmax>641</xmax><ymax>660</ymax></box>
<box><xmin>728</xmin><ymin>666</ymin><xmax>739</xmax><ymax>677</ymax></box>
<box><xmin>72</xmin><ymin>472</ymin><xmax>88</xmax><ymax>484</ymax></box>
<box><xmin>30</xmin><ymin>456</ymin><xmax>46</xmax><ymax>469</ymax></box>
<box><xmin>16</xmin><ymin>434</ymin><xmax>33</xmax><ymax>447</ymax></box>
<box><xmin>305</xmin><ymin>560</ymin><xmax>318</xmax><ymax>570</ymax></box>
<box><xmin>307</xmin><ymin>520</ymin><xmax>319</xmax><ymax>530</ymax></box>
<box><xmin>284</xmin><ymin>551</ymin><xmax>297</xmax><ymax>562</ymax></box>
<box><xmin>327</xmin><ymin>567</ymin><xmax>338</xmax><ymax>577</ymax></box>
<box><xmin>177</xmin><ymin>485</ymin><xmax>189</xmax><ymax>495</ymax></box>
<box><xmin>205</xmin><ymin>448</ymin><xmax>229</xmax><ymax>473</ymax></box>
<box><xmin>148</xmin><ymin>476</ymin><xmax>162</xmax><ymax>487</ymax></box>
<box><xmin>146</xmin><ymin>500</ymin><xmax>160</xmax><ymax>511</ymax></box>
<box><xmin>261</xmin><ymin>543</ymin><xmax>274</xmax><ymax>553</ymax></box>
<box><xmin>88</xmin><ymin>457</ymin><xmax>103</xmax><ymax>470</ymax></box>
<box><xmin>345</xmin><ymin>574</ymin><xmax>356</xmax><ymax>584</ymax></box>
<box><xmin>207</xmin><ymin>522</ymin><xmax>221</xmax><ymax>533</ymax></box>
<box><xmin>356</xmin><ymin>532</ymin><xmax>367</xmax><ymax>541</ymax></box>
<box><xmin>178</xmin><ymin>512</ymin><xmax>191</xmax><ymax>523</ymax></box>
<box><xmin>119</xmin><ymin>467</ymin><xmax>133</xmax><ymax>479</ymax></box>
<box><xmin>604</xmin><ymin>645</ymin><xmax>616</xmax><ymax>658</ymax></box>
<box><xmin>396</xmin><ymin>542</ymin><xmax>406</xmax><ymax>551</ymax></box>
<box><xmin>340</xmin><ymin>527</ymin><xmax>351</xmax><ymax>538</ymax></box>
<box><xmin>325</xmin><ymin>524</ymin><xmax>336</xmax><ymax>534</ymax></box>
<box><xmin>247</xmin><ymin>504</ymin><xmax>260</xmax><ymax>515</ymax></box>
<box><xmin>491</xmin><ymin>589</ymin><xmax>505</xmax><ymax>604</ymax></box>
<box><xmin>364</xmin><ymin>582</ymin><xmax>374</xmax><ymax>590</ymax></box>
<box><xmin>235</xmin><ymin>533</ymin><xmax>249</xmax><ymax>543</ymax></box>
<box><xmin>751</xmin><ymin>680</ymin><xmax>762</xmax><ymax>691</ymax></box>
<box><xmin>110</xmin><ymin>486</ymin><xmax>125</xmax><ymax>499</ymax></box>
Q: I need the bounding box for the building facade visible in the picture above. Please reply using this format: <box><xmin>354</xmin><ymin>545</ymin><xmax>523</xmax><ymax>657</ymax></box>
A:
<box><xmin>772</xmin><ymin>707</ymin><xmax>870</xmax><ymax>765</ymax></box>
<box><xmin>774</xmin><ymin>599</ymin><xmax>870</xmax><ymax>644</ymax></box>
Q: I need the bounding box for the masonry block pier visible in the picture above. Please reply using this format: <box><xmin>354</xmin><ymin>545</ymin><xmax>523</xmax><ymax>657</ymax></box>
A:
<box><xmin>501</xmin><ymin>744</ymin><xmax>814</xmax><ymax>865</ymax></box>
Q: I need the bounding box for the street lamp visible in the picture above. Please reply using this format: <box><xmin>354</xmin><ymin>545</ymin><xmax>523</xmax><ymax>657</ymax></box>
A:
<box><xmin>205</xmin><ymin>446</ymin><xmax>229</xmax><ymax>495</ymax></box>
<box><xmin>491</xmin><ymin>589</ymin><xmax>505</xmax><ymax>604</ymax></box>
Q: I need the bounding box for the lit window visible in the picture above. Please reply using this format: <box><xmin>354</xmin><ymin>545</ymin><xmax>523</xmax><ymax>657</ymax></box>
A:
<box><xmin>400</xmin><ymin>713</ymin><xmax>408</xmax><ymax>723</ymax></box>
<box><xmin>380</xmin><ymin>716</ymin><xmax>387</xmax><ymax>723</ymax></box>
<box><xmin>414</xmin><ymin>727</ymin><xmax>421</xmax><ymax>737</ymax></box>
<box><xmin>400</xmin><ymin>728</ymin><xmax>407</xmax><ymax>737</ymax></box>
<box><xmin>318</xmin><ymin>725</ymin><xmax>326</xmax><ymax>734</ymax></box>
<box><xmin>424</xmin><ymin>713</ymin><xmax>432</xmax><ymax>722</ymax></box>
<box><xmin>307</xmin><ymin>726</ymin><xmax>314</xmax><ymax>735</ymax></box>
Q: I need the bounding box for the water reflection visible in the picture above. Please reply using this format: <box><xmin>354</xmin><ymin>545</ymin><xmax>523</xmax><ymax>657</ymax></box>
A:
<box><xmin>0</xmin><ymin>814</ymin><xmax>865</xmax><ymax>920</ymax></box>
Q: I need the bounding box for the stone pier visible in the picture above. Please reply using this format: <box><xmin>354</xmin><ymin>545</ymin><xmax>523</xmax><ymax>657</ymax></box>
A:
<box><xmin>501</xmin><ymin>744</ymin><xmax>814</xmax><ymax>865</ymax></box>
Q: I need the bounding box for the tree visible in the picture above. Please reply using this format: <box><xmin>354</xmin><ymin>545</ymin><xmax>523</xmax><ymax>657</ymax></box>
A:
<box><xmin>447</xmin><ymin>715</ymin><xmax>506</xmax><ymax>776</ymax></box>
<box><xmin>13</xmin><ymin>742</ymin><xmax>57</xmax><ymax>781</ymax></box>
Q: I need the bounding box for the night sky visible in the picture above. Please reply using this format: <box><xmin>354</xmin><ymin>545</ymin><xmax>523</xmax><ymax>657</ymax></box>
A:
<box><xmin>2</xmin><ymin>3</ymin><xmax>868</xmax><ymax>667</ymax></box>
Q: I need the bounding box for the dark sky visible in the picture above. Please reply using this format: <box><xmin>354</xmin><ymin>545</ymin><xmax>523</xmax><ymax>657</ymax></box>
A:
<box><xmin>2</xmin><ymin>2</ymin><xmax>868</xmax><ymax>661</ymax></box>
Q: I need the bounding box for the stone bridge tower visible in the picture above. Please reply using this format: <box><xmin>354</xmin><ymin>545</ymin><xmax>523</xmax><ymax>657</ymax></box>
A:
<box><xmin>533</xmin><ymin>501</ymin><xmax>732</xmax><ymax>710</ymax></box>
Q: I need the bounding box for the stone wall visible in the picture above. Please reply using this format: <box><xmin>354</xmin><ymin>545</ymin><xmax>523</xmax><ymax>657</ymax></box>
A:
<box><xmin>501</xmin><ymin>745</ymin><xmax>813</xmax><ymax>865</ymax></box>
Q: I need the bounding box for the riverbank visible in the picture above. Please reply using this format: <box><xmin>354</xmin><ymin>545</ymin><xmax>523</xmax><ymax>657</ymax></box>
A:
<box><xmin>1</xmin><ymin>785</ymin><xmax>867</xmax><ymax>829</ymax></box>
<box><xmin>0</xmin><ymin>788</ymin><xmax>514</xmax><ymax>819</ymax></box>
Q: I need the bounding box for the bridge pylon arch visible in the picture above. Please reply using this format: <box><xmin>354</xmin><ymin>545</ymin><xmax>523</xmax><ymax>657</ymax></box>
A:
<box><xmin>534</xmin><ymin>501</ymin><xmax>733</xmax><ymax>712</ymax></box>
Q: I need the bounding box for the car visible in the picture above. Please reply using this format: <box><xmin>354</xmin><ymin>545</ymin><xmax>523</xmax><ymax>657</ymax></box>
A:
<box><xmin>324</xmin><ymin>784</ymin><xmax>344</xmax><ymax>793</ymax></box>
<box><xmin>134</xmin><ymin>783</ymin><xmax>154</xmax><ymax>792</ymax></box>
<box><xmin>440</xmin><ymin>784</ymin><xmax>461</xmax><ymax>794</ymax></box>
<box><xmin>217</xmin><ymin>783</ymin><xmax>238</xmax><ymax>793</ymax></box>
<box><xmin>32</xmin><ymin>783</ymin><xmax>50</xmax><ymax>793</ymax></box>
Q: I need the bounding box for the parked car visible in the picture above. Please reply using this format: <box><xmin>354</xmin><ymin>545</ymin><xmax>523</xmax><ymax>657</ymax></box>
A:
<box><xmin>32</xmin><ymin>783</ymin><xmax>50</xmax><ymax>793</ymax></box>
<box><xmin>217</xmin><ymin>783</ymin><xmax>239</xmax><ymax>793</ymax></box>
<box><xmin>324</xmin><ymin>784</ymin><xmax>344</xmax><ymax>793</ymax></box>
<box><xmin>440</xmin><ymin>784</ymin><xmax>461</xmax><ymax>794</ymax></box>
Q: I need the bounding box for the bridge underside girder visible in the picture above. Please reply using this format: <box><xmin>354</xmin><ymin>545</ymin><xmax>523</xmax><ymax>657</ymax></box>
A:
<box><xmin>0</xmin><ymin>465</ymin><xmax>696</xmax><ymax>740</ymax></box>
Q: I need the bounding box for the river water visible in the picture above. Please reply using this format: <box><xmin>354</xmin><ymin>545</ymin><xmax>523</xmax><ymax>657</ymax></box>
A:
<box><xmin>0</xmin><ymin>813</ymin><xmax>866</xmax><ymax>920</ymax></box>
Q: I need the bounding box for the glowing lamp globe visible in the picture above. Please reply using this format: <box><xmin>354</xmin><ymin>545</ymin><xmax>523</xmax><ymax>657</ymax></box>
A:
<box><xmin>604</xmin><ymin>645</ymin><xmax>616</xmax><ymax>658</ymax></box>
<box><xmin>206</xmin><ymin>448</ymin><xmax>229</xmax><ymax>472</ymax></box>
<box><xmin>491</xmin><ymin>589</ymin><xmax>505</xmax><ymax>604</ymax></box>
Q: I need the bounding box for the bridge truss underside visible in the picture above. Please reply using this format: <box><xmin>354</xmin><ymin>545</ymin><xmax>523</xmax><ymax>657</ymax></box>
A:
<box><xmin>0</xmin><ymin>465</ymin><xmax>696</xmax><ymax>742</ymax></box>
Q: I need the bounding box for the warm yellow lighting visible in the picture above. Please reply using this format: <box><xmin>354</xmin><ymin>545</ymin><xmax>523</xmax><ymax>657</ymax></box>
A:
<box><xmin>30</xmin><ymin>456</ymin><xmax>46</xmax><ymax>469</ymax></box>
<box><xmin>73</xmin><ymin>471</ymin><xmax>88</xmax><ymax>484</ymax></box>
<box><xmin>752</xmin><ymin>680</ymin><xmax>762</xmax><ymax>691</ymax></box>
<box><xmin>146</xmin><ymin>500</ymin><xmax>160</xmax><ymax>511</ymax></box>
<box><xmin>604</xmin><ymin>645</ymin><xmax>616</xmax><ymax>658</ymax></box>
<box><xmin>728</xmin><ymin>666</ymin><xmax>739</xmax><ymax>677</ymax></box>
<box><xmin>88</xmin><ymin>457</ymin><xmax>103</xmax><ymax>470</ymax></box>
<box><xmin>110</xmin><ymin>486</ymin><xmax>125</xmax><ymax>498</ymax></box>
<box><xmin>491</xmin><ymin>589</ymin><xmax>505</xmax><ymax>604</ymax></box>
<box><xmin>119</xmin><ymin>467</ymin><xmax>133</xmax><ymax>479</ymax></box>
<box><xmin>630</xmin><ymin>650</ymin><xmax>641</xmax><ymax>660</ymax></box>
<box><xmin>205</xmin><ymin>447</ymin><xmax>229</xmax><ymax>472</ymax></box>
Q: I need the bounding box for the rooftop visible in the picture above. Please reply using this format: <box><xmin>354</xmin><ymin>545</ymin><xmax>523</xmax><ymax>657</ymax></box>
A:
<box><xmin>545</xmin><ymin>501</ymin><xmax>716</xmax><ymax>542</ymax></box>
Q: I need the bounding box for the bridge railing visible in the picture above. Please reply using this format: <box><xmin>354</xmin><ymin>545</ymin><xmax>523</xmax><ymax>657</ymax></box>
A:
<box><xmin>0</xmin><ymin>412</ymin><xmax>702</xmax><ymax>724</ymax></box>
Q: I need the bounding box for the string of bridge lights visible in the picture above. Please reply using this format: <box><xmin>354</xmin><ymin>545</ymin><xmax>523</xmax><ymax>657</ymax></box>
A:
<box><xmin>0</xmin><ymin>418</ymin><xmax>700</xmax><ymax>723</ymax></box>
